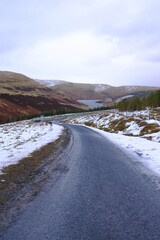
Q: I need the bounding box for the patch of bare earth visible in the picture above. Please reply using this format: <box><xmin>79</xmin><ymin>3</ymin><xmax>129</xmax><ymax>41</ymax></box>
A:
<box><xmin>0</xmin><ymin>127</ymin><xmax>70</xmax><ymax>235</ymax></box>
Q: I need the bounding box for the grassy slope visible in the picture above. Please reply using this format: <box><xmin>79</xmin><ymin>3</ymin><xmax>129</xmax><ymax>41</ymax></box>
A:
<box><xmin>51</xmin><ymin>82</ymin><xmax>106</xmax><ymax>100</ymax></box>
<box><xmin>0</xmin><ymin>71</ymin><xmax>86</xmax><ymax>123</ymax></box>
<box><xmin>0</xmin><ymin>71</ymin><xmax>44</xmax><ymax>96</ymax></box>
<box><xmin>50</xmin><ymin>81</ymin><xmax>159</xmax><ymax>102</ymax></box>
<box><xmin>103</xmin><ymin>86</ymin><xmax>159</xmax><ymax>99</ymax></box>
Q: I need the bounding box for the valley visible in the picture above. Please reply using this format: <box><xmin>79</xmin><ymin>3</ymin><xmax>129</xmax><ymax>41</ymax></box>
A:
<box><xmin>0</xmin><ymin>70</ymin><xmax>159</xmax><ymax>124</ymax></box>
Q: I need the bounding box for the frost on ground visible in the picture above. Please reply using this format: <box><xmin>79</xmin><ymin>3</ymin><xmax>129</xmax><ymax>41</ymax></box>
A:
<box><xmin>70</xmin><ymin>110</ymin><xmax>160</xmax><ymax>177</ymax></box>
<box><xmin>0</xmin><ymin>120</ymin><xmax>63</xmax><ymax>172</ymax></box>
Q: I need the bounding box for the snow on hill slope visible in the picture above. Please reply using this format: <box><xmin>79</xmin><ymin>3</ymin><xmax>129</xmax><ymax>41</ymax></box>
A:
<box><xmin>35</xmin><ymin>79</ymin><xmax>64</xmax><ymax>87</ymax></box>
<box><xmin>94</xmin><ymin>84</ymin><xmax>111</xmax><ymax>92</ymax></box>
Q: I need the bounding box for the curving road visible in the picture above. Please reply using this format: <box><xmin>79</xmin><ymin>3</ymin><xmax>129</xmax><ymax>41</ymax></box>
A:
<box><xmin>2</xmin><ymin>124</ymin><xmax>160</xmax><ymax>239</ymax></box>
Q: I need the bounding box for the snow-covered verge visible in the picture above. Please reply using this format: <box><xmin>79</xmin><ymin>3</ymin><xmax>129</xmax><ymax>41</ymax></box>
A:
<box><xmin>70</xmin><ymin>110</ymin><xmax>160</xmax><ymax>142</ymax></box>
<box><xmin>0</xmin><ymin>120</ymin><xmax>63</xmax><ymax>172</ymax></box>
<box><xmin>69</xmin><ymin>110</ymin><xmax>160</xmax><ymax>177</ymax></box>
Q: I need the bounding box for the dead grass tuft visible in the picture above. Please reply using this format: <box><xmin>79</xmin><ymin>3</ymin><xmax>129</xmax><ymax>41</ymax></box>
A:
<box><xmin>140</xmin><ymin>124</ymin><xmax>160</xmax><ymax>135</ymax></box>
<box><xmin>84</xmin><ymin>121</ymin><xmax>97</xmax><ymax>127</ymax></box>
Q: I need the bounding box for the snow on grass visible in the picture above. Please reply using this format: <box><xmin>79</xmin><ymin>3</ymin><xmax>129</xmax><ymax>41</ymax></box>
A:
<box><xmin>123</xmin><ymin>121</ymin><xmax>144</xmax><ymax>136</ymax></box>
<box><xmin>145</xmin><ymin>119</ymin><xmax>160</xmax><ymax>125</ymax></box>
<box><xmin>70</xmin><ymin>109</ymin><xmax>160</xmax><ymax>177</ymax></box>
<box><xmin>70</xmin><ymin>110</ymin><xmax>160</xmax><ymax>141</ymax></box>
<box><xmin>115</xmin><ymin>95</ymin><xmax>134</xmax><ymax>102</ymax></box>
<box><xmin>0</xmin><ymin>120</ymin><xmax>63</xmax><ymax>172</ymax></box>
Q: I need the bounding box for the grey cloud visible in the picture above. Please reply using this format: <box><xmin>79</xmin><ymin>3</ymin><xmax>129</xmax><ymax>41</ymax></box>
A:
<box><xmin>0</xmin><ymin>0</ymin><xmax>160</xmax><ymax>86</ymax></box>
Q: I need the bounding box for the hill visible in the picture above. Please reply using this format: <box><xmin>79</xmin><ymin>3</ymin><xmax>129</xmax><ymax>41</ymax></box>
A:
<box><xmin>0</xmin><ymin>71</ymin><xmax>86</xmax><ymax>123</ymax></box>
<box><xmin>1</xmin><ymin>71</ymin><xmax>159</xmax><ymax>123</ymax></box>
<box><xmin>36</xmin><ymin>79</ymin><xmax>159</xmax><ymax>106</ymax></box>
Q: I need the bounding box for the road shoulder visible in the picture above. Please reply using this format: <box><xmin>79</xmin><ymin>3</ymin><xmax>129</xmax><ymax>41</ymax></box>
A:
<box><xmin>0</xmin><ymin>126</ymin><xmax>71</xmax><ymax>235</ymax></box>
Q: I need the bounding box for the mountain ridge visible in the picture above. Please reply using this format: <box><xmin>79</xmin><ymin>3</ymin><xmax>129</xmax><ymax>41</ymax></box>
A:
<box><xmin>36</xmin><ymin>79</ymin><xmax>159</xmax><ymax>103</ymax></box>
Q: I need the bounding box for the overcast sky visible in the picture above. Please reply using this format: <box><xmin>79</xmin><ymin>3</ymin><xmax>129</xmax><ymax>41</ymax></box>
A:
<box><xmin>0</xmin><ymin>0</ymin><xmax>160</xmax><ymax>86</ymax></box>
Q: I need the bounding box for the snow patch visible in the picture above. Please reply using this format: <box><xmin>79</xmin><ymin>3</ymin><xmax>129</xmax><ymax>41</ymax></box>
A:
<box><xmin>35</xmin><ymin>79</ymin><xmax>63</xmax><ymax>87</ymax></box>
<box><xmin>0</xmin><ymin>121</ymin><xmax>63</xmax><ymax>172</ymax></box>
<box><xmin>116</xmin><ymin>95</ymin><xmax>134</xmax><ymax>102</ymax></box>
<box><xmin>124</xmin><ymin>121</ymin><xmax>144</xmax><ymax>135</ymax></box>
<box><xmin>95</xmin><ymin>84</ymin><xmax>110</xmax><ymax>92</ymax></box>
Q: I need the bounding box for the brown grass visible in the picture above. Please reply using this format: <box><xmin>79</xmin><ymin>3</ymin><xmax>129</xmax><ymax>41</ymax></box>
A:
<box><xmin>83</xmin><ymin>115</ymin><xmax>160</xmax><ymax>137</ymax></box>
<box><xmin>150</xmin><ymin>109</ymin><xmax>160</xmax><ymax>121</ymax></box>
<box><xmin>84</xmin><ymin>121</ymin><xmax>97</xmax><ymax>127</ymax></box>
<box><xmin>140</xmin><ymin>124</ymin><xmax>160</xmax><ymax>135</ymax></box>
<box><xmin>0</xmin><ymin>71</ymin><xmax>43</xmax><ymax>96</ymax></box>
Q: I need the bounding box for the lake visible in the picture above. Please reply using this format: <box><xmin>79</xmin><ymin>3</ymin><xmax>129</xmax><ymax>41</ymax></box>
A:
<box><xmin>77</xmin><ymin>99</ymin><xmax>104</xmax><ymax>109</ymax></box>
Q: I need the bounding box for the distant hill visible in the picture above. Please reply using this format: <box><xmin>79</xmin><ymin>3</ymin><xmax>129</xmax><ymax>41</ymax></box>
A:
<box><xmin>0</xmin><ymin>72</ymin><xmax>86</xmax><ymax>123</ymax></box>
<box><xmin>36</xmin><ymin>79</ymin><xmax>159</xmax><ymax>106</ymax></box>
<box><xmin>1</xmin><ymin>71</ymin><xmax>159</xmax><ymax>123</ymax></box>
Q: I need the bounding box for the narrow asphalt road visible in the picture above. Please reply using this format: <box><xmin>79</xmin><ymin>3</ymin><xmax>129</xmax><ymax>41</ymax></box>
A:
<box><xmin>2</xmin><ymin>124</ymin><xmax>160</xmax><ymax>240</ymax></box>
